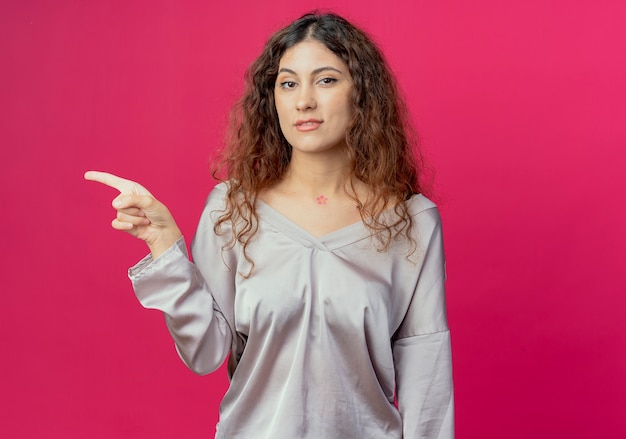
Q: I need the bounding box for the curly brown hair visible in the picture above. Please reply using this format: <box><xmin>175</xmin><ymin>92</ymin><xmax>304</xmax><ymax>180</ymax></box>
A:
<box><xmin>213</xmin><ymin>12</ymin><xmax>431</xmax><ymax>265</ymax></box>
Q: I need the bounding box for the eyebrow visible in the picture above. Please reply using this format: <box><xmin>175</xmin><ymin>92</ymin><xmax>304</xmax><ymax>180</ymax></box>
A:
<box><xmin>278</xmin><ymin>66</ymin><xmax>344</xmax><ymax>76</ymax></box>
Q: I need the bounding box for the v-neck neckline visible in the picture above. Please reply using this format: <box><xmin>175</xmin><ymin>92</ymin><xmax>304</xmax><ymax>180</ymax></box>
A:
<box><xmin>255</xmin><ymin>198</ymin><xmax>370</xmax><ymax>251</ymax></box>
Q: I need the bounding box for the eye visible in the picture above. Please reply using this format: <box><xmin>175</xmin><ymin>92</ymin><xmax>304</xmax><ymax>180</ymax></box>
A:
<box><xmin>317</xmin><ymin>77</ymin><xmax>337</xmax><ymax>86</ymax></box>
<box><xmin>278</xmin><ymin>81</ymin><xmax>297</xmax><ymax>89</ymax></box>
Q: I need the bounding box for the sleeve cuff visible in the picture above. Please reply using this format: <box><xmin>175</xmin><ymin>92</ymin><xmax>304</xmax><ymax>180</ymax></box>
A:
<box><xmin>127</xmin><ymin>237</ymin><xmax>188</xmax><ymax>281</ymax></box>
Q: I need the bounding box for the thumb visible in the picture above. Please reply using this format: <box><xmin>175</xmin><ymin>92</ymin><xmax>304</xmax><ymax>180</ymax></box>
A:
<box><xmin>113</xmin><ymin>193</ymin><xmax>156</xmax><ymax>211</ymax></box>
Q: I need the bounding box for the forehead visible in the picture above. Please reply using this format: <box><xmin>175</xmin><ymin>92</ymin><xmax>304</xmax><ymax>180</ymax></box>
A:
<box><xmin>278</xmin><ymin>40</ymin><xmax>348</xmax><ymax>71</ymax></box>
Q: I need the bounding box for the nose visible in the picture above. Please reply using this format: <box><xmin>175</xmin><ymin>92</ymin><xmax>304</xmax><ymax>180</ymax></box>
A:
<box><xmin>295</xmin><ymin>84</ymin><xmax>316</xmax><ymax>111</ymax></box>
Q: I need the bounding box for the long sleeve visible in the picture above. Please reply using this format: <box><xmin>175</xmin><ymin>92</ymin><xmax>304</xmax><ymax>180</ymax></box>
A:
<box><xmin>392</xmin><ymin>209</ymin><xmax>455</xmax><ymax>438</ymax></box>
<box><xmin>128</xmin><ymin>185</ymin><xmax>237</xmax><ymax>375</ymax></box>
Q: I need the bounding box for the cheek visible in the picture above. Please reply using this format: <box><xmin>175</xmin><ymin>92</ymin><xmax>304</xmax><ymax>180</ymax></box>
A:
<box><xmin>335</xmin><ymin>90</ymin><xmax>353</xmax><ymax>115</ymax></box>
<box><xmin>274</xmin><ymin>98</ymin><xmax>288</xmax><ymax>127</ymax></box>
<box><xmin>338</xmin><ymin>97</ymin><xmax>353</xmax><ymax>125</ymax></box>
<box><xmin>274</xmin><ymin>101</ymin><xmax>294</xmax><ymax>144</ymax></box>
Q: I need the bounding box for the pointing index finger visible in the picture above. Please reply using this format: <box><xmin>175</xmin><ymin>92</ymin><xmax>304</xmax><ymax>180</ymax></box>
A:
<box><xmin>84</xmin><ymin>171</ymin><xmax>145</xmax><ymax>194</ymax></box>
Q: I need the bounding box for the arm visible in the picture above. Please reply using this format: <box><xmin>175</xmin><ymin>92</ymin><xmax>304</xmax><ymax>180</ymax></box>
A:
<box><xmin>129</xmin><ymin>236</ymin><xmax>233</xmax><ymax>375</ymax></box>
<box><xmin>393</xmin><ymin>209</ymin><xmax>455</xmax><ymax>438</ymax></box>
<box><xmin>85</xmin><ymin>171</ymin><xmax>234</xmax><ymax>374</ymax></box>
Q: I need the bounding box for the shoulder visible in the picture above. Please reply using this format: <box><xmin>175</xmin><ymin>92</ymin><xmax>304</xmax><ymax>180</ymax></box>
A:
<box><xmin>200</xmin><ymin>180</ymin><xmax>252</xmax><ymax>234</ymax></box>
<box><xmin>406</xmin><ymin>193</ymin><xmax>436</xmax><ymax>214</ymax></box>
<box><xmin>192</xmin><ymin>182</ymin><xmax>237</xmax><ymax>259</ymax></box>
<box><xmin>406</xmin><ymin>194</ymin><xmax>441</xmax><ymax>225</ymax></box>
<box><xmin>194</xmin><ymin>182</ymin><xmax>231</xmax><ymax>232</ymax></box>
<box><xmin>401</xmin><ymin>194</ymin><xmax>444</xmax><ymax>252</ymax></box>
<box><xmin>205</xmin><ymin>181</ymin><xmax>229</xmax><ymax>207</ymax></box>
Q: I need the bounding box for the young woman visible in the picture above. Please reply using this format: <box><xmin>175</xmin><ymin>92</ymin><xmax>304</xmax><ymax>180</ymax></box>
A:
<box><xmin>86</xmin><ymin>12</ymin><xmax>454</xmax><ymax>439</ymax></box>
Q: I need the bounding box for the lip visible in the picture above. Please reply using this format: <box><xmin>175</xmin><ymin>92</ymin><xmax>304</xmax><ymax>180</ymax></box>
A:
<box><xmin>295</xmin><ymin>119</ymin><xmax>322</xmax><ymax>132</ymax></box>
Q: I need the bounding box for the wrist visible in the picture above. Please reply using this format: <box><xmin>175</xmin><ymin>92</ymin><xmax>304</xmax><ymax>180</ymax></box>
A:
<box><xmin>148</xmin><ymin>227</ymin><xmax>183</xmax><ymax>260</ymax></box>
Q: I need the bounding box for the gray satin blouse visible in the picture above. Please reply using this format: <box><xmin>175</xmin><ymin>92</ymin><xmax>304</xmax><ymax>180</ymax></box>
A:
<box><xmin>129</xmin><ymin>183</ymin><xmax>454</xmax><ymax>438</ymax></box>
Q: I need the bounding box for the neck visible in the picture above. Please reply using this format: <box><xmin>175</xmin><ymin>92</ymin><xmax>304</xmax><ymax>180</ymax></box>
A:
<box><xmin>280</xmin><ymin>151</ymin><xmax>351</xmax><ymax>197</ymax></box>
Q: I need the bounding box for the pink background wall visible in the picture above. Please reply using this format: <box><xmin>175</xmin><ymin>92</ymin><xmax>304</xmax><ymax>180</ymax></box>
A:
<box><xmin>2</xmin><ymin>1</ymin><xmax>625</xmax><ymax>437</ymax></box>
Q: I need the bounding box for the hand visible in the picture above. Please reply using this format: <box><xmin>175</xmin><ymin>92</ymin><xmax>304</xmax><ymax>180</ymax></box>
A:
<box><xmin>84</xmin><ymin>171</ymin><xmax>182</xmax><ymax>259</ymax></box>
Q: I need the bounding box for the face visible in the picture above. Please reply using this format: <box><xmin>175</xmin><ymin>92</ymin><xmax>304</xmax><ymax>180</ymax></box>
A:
<box><xmin>274</xmin><ymin>40</ymin><xmax>353</xmax><ymax>157</ymax></box>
